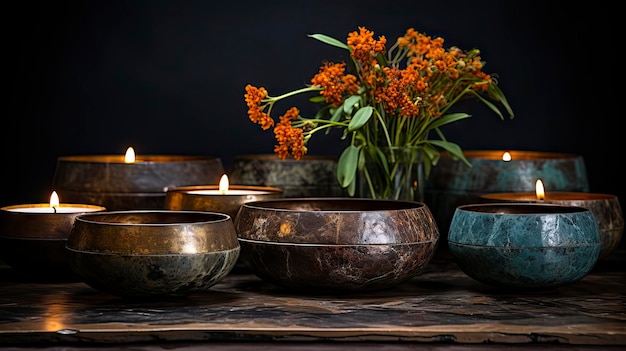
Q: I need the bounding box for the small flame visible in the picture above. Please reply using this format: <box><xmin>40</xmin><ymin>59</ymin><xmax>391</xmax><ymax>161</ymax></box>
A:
<box><xmin>49</xmin><ymin>191</ymin><xmax>60</xmax><ymax>208</ymax></box>
<box><xmin>535</xmin><ymin>179</ymin><xmax>545</xmax><ymax>201</ymax></box>
<box><xmin>125</xmin><ymin>147</ymin><xmax>136</xmax><ymax>163</ymax></box>
<box><xmin>219</xmin><ymin>174</ymin><xmax>229</xmax><ymax>195</ymax></box>
<box><xmin>502</xmin><ymin>151</ymin><xmax>512</xmax><ymax>162</ymax></box>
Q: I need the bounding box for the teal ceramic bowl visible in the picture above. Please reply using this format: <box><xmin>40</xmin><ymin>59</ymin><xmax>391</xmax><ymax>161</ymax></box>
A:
<box><xmin>448</xmin><ymin>203</ymin><xmax>601</xmax><ymax>290</ymax></box>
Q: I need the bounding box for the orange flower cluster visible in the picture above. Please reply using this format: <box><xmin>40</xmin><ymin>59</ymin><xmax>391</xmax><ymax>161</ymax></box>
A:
<box><xmin>244</xmin><ymin>26</ymin><xmax>512</xmax><ymax>196</ymax></box>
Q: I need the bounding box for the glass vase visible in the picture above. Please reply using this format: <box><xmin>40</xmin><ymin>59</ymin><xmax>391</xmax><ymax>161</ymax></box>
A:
<box><xmin>358</xmin><ymin>146</ymin><xmax>425</xmax><ymax>202</ymax></box>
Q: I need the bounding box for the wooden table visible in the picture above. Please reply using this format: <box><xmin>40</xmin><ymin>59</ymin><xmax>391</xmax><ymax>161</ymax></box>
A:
<box><xmin>1</xmin><ymin>248</ymin><xmax>624</xmax><ymax>349</ymax></box>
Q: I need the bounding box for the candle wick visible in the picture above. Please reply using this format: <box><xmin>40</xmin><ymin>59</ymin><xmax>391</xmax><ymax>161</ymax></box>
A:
<box><xmin>52</xmin><ymin>206</ymin><xmax>57</xmax><ymax>213</ymax></box>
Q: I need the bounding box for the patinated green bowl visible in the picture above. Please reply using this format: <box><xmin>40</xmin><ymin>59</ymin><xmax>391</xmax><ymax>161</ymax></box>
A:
<box><xmin>448</xmin><ymin>203</ymin><xmax>600</xmax><ymax>290</ymax></box>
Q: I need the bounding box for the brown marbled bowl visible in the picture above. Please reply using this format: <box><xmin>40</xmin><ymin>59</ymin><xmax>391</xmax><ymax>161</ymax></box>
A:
<box><xmin>234</xmin><ymin>198</ymin><xmax>439</xmax><ymax>292</ymax></box>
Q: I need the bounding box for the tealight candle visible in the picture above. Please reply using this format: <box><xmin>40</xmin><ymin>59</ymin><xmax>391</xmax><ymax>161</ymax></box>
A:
<box><xmin>1</xmin><ymin>191</ymin><xmax>106</xmax><ymax>215</ymax></box>
<box><xmin>0</xmin><ymin>191</ymin><xmax>106</xmax><ymax>277</ymax></box>
<box><xmin>51</xmin><ymin>147</ymin><xmax>225</xmax><ymax>210</ymax></box>
<box><xmin>480</xmin><ymin>180</ymin><xmax>624</xmax><ymax>260</ymax></box>
<box><xmin>165</xmin><ymin>174</ymin><xmax>284</xmax><ymax>219</ymax></box>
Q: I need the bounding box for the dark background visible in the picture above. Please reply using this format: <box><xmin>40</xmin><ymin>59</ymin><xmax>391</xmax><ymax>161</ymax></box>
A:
<box><xmin>3</xmin><ymin>1</ymin><xmax>621</xmax><ymax>209</ymax></box>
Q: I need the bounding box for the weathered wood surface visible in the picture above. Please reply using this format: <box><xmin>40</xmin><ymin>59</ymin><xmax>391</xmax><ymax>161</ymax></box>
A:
<box><xmin>0</xmin><ymin>249</ymin><xmax>624</xmax><ymax>346</ymax></box>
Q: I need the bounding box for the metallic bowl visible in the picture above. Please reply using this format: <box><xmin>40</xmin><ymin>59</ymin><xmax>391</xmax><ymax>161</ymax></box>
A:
<box><xmin>164</xmin><ymin>184</ymin><xmax>283</xmax><ymax>220</ymax></box>
<box><xmin>66</xmin><ymin>210</ymin><xmax>240</xmax><ymax>297</ymax></box>
<box><xmin>234</xmin><ymin>198</ymin><xmax>439</xmax><ymax>292</ymax></box>
<box><xmin>448</xmin><ymin>203</ymin><xmax>601</xmax><ymax>290</ymax></box>
<box><xmin>52</xmin><ymin>155</ymin><xmax>225</xmax><ymax>210</ymax></box>
<box><xmin>0</xmin><ymin>204</ymin><xmax>106</xmax><ymax>279</ymax></box>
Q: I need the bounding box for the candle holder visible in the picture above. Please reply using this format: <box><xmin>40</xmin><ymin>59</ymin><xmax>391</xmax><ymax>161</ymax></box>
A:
<box><xmin>448</xmin><ymin>203</ymin><xmax>600</xmax><ymax>290</ymax></box>
<box><xmin>164</xmin><ymin>184</ymin><xmax>284</xmax><ymax>220</ymax></box>
<box><xmin>0</xmin><ymin>203</ymin><xmax>106</xmax><ymax>279</ymax></box>
<box><xmin>229</xmin><ymin>154</ymin><xmax>346</xmax><ymax>197</ymax></box>
<box><xmin>424</xmin><ymin>150</ymin><xmax>589</xmax><ymax>238</ymax></box>
<box><xmin>480</xmin><ymin>192</ymin><xmax>624</xmax><ymax>260</ymax></box>
<box><xmin>51</xmin><ymin>155</ymin><xmax>225</xmax><ymax>210</ymax></box>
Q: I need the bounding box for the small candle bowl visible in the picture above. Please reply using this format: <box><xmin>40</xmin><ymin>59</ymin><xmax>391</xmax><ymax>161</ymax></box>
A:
<box><xmin>425</xmin><ymin>150</ymin><xmax>589</xmax><ymax>235</ymax></box>
<box><xmin>66</xmin><ymin>210</ymin><xmax>240</xmax><ymax>298</ymax></box>
<box><xmin>0</xmin><ymin>203</ymin><xmax>106</xmax><ymax>279</ymax></box>
<box><xmin>164</xmin><ymin>185</ymin><xmax>284</xmax><ymax>220</ymax></box>
<box><xmin>480</xmin><ymin>192</ymin><xmax>623</xmax><ymax>260</ymax></box>
<box><xmin>235</xmin><ymin>198</ymin><xmax>439</xmax><ymax>292</ymax></box>
<box><xmin>229</xmin><ymin>154</ymin><xmax>346</xmax><ymax>197</ymax></box>
<box><xmin>448</xmin><ymin>203</ymin><xmax>601</xmax><ymax>290</ymax></box>
<box><xmin>52</xmin><ymin>155</ymin><xmax>225</xmax><ymax>210</ymax></box>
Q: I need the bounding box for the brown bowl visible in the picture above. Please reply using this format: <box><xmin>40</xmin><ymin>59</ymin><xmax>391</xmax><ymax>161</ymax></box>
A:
<box><xmin>234</xmin><ymin>198</ymin><xmax>439</xmax><ymax>292</ymax></box>
<box><xmin>66</xmin><ymin>210</ymin><xmax>240</xmax><ymax>297</ymax></box>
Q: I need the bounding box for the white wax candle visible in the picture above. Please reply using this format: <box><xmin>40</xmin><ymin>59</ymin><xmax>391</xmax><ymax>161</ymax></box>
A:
<box><xmin>5</xmin><ymin>205</ymin><xmax>104</xmax><ymax>214</ymax></box>
<box><xmin>187</xmin><ymin>189</ymin><xmax>275</xmax><ymax>195</ymax></box>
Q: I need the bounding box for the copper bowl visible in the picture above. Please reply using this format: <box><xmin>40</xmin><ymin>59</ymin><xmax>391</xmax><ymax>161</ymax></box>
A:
<box><xmin>234</xmin><ymin>198</ymin><xmax>439</xmax><ymax>292</ymax></box>
<box><xmin>66</xmin><ymin>210</ymin><xmax>240</xmax><ymax>297</ymax></box>
<box><xmin>164</xmin><ymin>184</ymin><xmax>283</xmax><ymax>220</ymax></box>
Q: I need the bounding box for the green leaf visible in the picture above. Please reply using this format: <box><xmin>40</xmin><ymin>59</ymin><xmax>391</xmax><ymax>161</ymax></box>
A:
<box><xmin>429</xmin><ymin>140</ymin><xmax>471</xmax><ymax>167</ymax></box>
<box><xmin>308</xmin><ymin>34</ymin><xmax>350</xmax><ymax>51</ymax></box>
<box><xmin>309</xmin><ymin>95</ymin><xmax>326</xmax><ymax>103</ymax></box>
<box><xmin>346</xmin><ymin>174</ymin><xmax>356</xmax><ymax>196</ymax></box>
<box><xmin>426</xmin><ymin>113</ymin><xmax>472</xmax><ymax>130</ymax></box>
<box><xmin>337</xmin><ymin>145</ymin><xmax>359</xmax><ymax>187</ymax></box>
<box><xmin>488</xmin><ymin>84</ymin><xmax>514</xmax><ymax>119</ymax></box>
<box><xmin>343</xmin><ymin>95</ymin><xmax>361</xmax><ymax>114</ymax></box>
<box><xmin>329</xmin><ymin>105</ymin><xmax>344</xmax><ymax>122</ymax></box>
<box><xmin>348</xmin><ymin>106</ymin><xmax>373</xmax><ymax>131</ymax></box>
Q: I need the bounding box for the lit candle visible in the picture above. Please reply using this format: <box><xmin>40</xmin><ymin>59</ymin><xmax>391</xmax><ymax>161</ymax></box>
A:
<box><xmin>480</xmin><ymin>180</ymin><xmax>624</xmax><ymax>260</ymax></box>
<box><xmin>2</xmin><ymin>191</ymin><xmax>106</xmax><ymax>214</ymax></box>
<box><xmin>51</xmin><ymin>147</ymin><xmax>226</xmax><ymax>210</ymax></box>
<box><xmin>185</xmin><ymin>174</ymin><xmax>281</xmax><ymax>196</ymax></box>
<box><xmin>501</xmin><ymin>151</ymin><xmax>512</xmax><ymax>162</ymax></box>
<box><xmin>124</xmin><ymin>146</ymin><xmax>136</xmax><ymax>163</ymax></box>
<box><xmin>0</xmin><ymin>192</ymin><xmax>107</xmax><ymax>275</ymax></box>
<box><xmin>164</xmin><ymin>174</ymin><xmax>284</xmax><ymax>219</ymax></box>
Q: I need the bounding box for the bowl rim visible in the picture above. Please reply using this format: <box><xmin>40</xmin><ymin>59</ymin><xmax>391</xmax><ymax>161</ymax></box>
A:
<box><xmin>238</xmin><ymin>237</ymin><xmax>437</xmax><ymax>246</ymax></box>
<box><xmin>240</xmin><ymin>197</ymin><xmax>427</xmax><ymax>212</ymax></box>
<box><xmin>73</xmin><ymin>210</ymin><xmax>233</xmax><ymax>226</ymax></box>
<box><xmin>455</xmin><ymin>202</ymin><xmax>592</xmax><ymax>215</ymax></box>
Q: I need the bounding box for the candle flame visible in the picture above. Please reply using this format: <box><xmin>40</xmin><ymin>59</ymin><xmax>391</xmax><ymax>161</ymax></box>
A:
<box><xmin>49</xmin><ymin>191</ymin><xmax>60</xmax><ymax>208</ymax></box>
<box><xmin>535</xmin><ymin>179</ymin><xmax>545</xmax><ymax>201</ymax></box>
<box><xmin>219</xmin><ymin>174</ymin><xmax>229</xmax><ymax>195</ymax></box>
<box><xmin>125</xmin><ymin>147</ymin><xmax>136</xmax><ymax>163</ymax></box>
<box><xmin>502</xmin><ymin>151</ymin><xmax>512</xmax><ymax>162</ymax></box>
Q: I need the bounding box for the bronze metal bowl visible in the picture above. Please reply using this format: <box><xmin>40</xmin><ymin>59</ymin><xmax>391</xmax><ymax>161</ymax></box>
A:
<box><xmin>234</xmin><ymin>198</ymin><xmax>439</xmax><ymax>292</ymax></box>
<box><xmin>0</xmin><ymin>204</ymin><xmax>106</xmax><ymax>280</ymax></box>
<box><xmin>164</xmin><ymin>184</ymin><xmax>283</xmax><ymax>220</ymax></box>
<box><xmin>52</xmin><ymin>155</ymin><xmax>225</xmax><ymax>210</ymax></box>
<box><xmin>66</xmin><ymin>210</ymin><xmax>240</xmax><ymax>297</ymax></box>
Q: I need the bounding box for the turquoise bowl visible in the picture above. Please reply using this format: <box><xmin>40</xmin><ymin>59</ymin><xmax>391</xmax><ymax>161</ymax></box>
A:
<box><xmin>448</xmin><ymin>203</ymin><xmax>601</xmax><ymax>290</ymax></box>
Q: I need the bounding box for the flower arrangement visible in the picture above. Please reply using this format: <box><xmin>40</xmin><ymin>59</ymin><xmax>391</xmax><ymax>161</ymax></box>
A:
<box><xmin>244</xmin><ymin>26</ymin><xmax>513</xmax><ymax>198</ymax></box>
